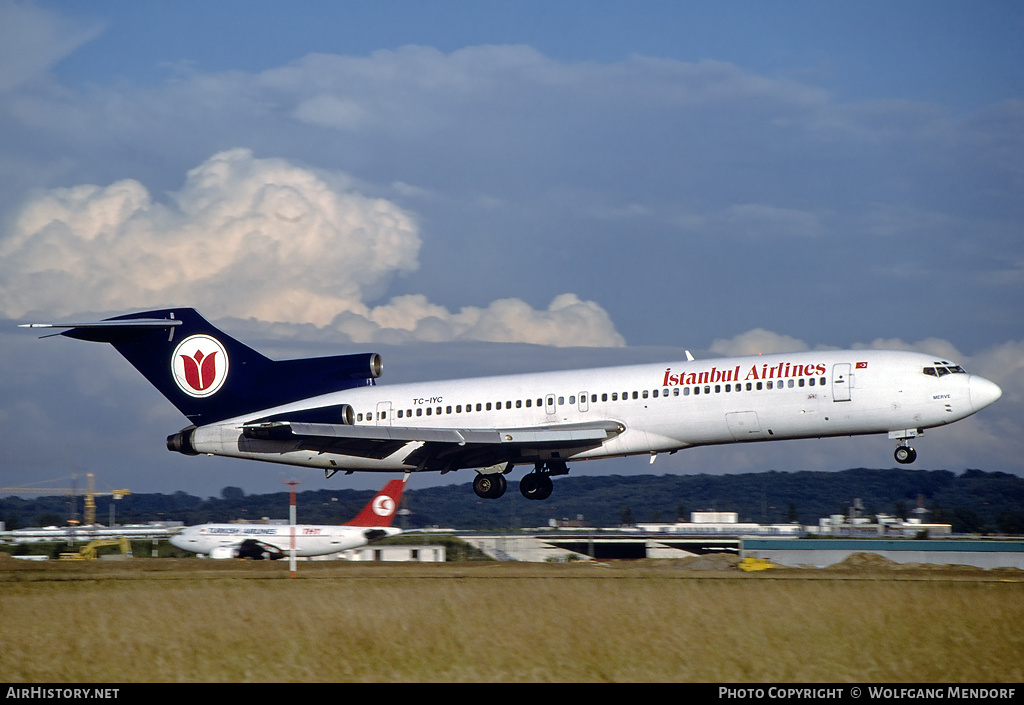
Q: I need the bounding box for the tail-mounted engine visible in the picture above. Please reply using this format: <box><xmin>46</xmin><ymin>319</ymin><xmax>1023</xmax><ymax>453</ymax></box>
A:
<box><xmin>166</xmin><ymin>425</ymin><xmax>198</xmax><ymax>455</ymax></box>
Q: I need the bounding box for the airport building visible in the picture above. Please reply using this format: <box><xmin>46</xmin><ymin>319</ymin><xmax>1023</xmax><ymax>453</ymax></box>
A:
<box><xmin>1</xmin><ymin>522</ymin><xmax>182</xmax><ymax>544</ymax></box>
<box><xmin>331</xmin><ymin>545</ymin><xmax>446</xmax><ymax>562</ymax></box>
<box><xmin>452</xmin><ymin>510</ymin><xmax>1024</xmax><ymax>569</ymax></box>
<box><xmin>740</xmin><ymin>538</ymin><xmax>1024</xmax><ymax>569</ymax></box>
<box><xmin>4</xmin><ymin>508</ymin><xmax>1023</xmax><ymax>569</ymax></box>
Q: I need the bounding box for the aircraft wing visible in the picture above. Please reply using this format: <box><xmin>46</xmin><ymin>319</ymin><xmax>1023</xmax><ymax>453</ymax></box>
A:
<box><xmin>241</xmin><ymin>419</ymin><xmax>624</xmax><ymax>469</ymax></box>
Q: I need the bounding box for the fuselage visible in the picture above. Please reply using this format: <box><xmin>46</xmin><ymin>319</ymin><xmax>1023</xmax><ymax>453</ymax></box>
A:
<box><xmin>187</xmin><ymin>349</ymin><xmax>1002</xmax><ymax>473</ymax></box>
<box><xmin>170</xmin><ymin>523</ymin><xmax>402</xmax><ymax>557</ymax></box>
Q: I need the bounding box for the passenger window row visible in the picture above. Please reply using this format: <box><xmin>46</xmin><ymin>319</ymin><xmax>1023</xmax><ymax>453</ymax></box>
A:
<box><xmin>355</xmin><ymin>376</ymin><xmax>829</xmax><ymax>422</ymax></box>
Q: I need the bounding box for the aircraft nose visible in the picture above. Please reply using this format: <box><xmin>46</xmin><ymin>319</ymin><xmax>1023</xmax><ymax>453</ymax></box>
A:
<box><xmin>969</xmin><ymin>375</ymin><xmax>1002</xmax><ymax>412</ymax></box>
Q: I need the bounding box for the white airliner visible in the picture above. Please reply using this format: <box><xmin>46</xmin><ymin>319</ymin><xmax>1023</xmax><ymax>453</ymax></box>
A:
<box><xmin>23</xmin><ymin>308</ymin><xmax>1002</xmax><ymax>501</ymax></box>
<box><xmin>169</xmin><ymin>478</ymin><xmax>405</xmax><ymax>559</ymax></box>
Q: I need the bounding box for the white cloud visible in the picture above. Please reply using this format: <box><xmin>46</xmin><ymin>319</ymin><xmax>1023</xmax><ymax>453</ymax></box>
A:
<box><xmin>291</xmin><ymin>95</ymin><xmax>370</xmax><ymax>131</ymax></box>
<box><xmin>967</xmin><ymin>340</ymin><xmax>1024</xmax><ymax>405</ymax></box>
<box><xmin>329</xmin><ymin>293</ymin><xmax>624</xmax><ymax>347</ymax></box>
<box><xmin>0</xmin><ymin>1</ymin><xmax>103</xmax><ymax>92</ymax></box>
<box><xmin>0</xmin><ymin>149</ymin><xmax>624</xmax><ymax>347</ymax></box>
<box><xmin>724</xmin><ymin>203</ymin><xmax>824</xmax><ymax>239</ymax></box>
<box><xmin>709</xmin><ymin>329</ymin><xmax>810</xmax><ymax>356</ymax></box>
<box><xmin>1</xmin><ymin>148</ymin><xmax>420</xmax><ymax>325</ymax></box>
<box><xmin>855</xmin><ymin>336</ymin><xmax>964</xmax><ymax>361</ymax></box>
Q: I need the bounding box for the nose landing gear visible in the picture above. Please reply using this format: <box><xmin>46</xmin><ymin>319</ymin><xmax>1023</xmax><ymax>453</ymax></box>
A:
<box><xmin>894</xmin><ymin>443</ymin><xmax>917</xmax><ymax>464</ymax></box>
<box><xmin>890</xmin><ymin>429</ymin><xmax>921</xmax><ymax>465</ymax></box>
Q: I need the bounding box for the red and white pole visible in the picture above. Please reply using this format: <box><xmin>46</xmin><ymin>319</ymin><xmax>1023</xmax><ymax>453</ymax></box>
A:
<box><xmin>285</xmin><ymin>481</ymin><xmax>300</xmax><ymax>577</ymax></box>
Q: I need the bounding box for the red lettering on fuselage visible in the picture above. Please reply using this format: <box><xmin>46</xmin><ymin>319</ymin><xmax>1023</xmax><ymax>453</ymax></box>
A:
<box><xmin>663</xmin><ymin>362</ymin><xmax>826</xmax><ymax>386</ymax></box>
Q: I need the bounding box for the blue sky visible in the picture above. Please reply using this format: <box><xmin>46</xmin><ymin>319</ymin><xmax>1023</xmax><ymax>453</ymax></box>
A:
<box><xmin>1</xmin><ymin>1</ymin><xmax>1021</xmax><ymax>502</ymax></box>
<box><xmin>48</xmin><ymin>1</ymin><xmax>1024</xmax><ymax>112</ymax></box>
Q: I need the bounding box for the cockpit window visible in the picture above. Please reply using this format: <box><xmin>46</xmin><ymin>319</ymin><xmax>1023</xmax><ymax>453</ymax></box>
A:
<box><xmin>923</xmin><ymin>363</ymin><xmax>967</xmax><ymax>377</ymax></box>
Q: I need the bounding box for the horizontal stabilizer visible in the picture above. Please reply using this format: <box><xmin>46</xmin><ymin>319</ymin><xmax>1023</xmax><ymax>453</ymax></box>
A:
<box><xmin>21</xmin><ymin>318</ymin><xmax>181</xmax><ymax>329</ymax></box>
<box><xmin>21</xmin><ymin>318</ymin><xmax>182</xmax><ymax>342</ymax></box>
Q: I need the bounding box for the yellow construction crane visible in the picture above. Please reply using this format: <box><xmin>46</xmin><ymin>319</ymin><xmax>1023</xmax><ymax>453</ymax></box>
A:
<box><xmin>1</xmin><ymin>473</ymin><xmax>130</xmax><ymax>526</ymax></box>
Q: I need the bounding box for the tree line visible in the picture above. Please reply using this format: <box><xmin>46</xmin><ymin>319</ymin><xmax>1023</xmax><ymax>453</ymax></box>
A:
<box><xmin>2</xmin><ymin>468</ymin><xmax>1022</xmax><ymax>535</ymax></box>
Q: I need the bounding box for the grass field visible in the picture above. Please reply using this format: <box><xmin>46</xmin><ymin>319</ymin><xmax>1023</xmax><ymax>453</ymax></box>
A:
<box><xmin>1</xmin><ymin>559</ymin><xmax>1021</xmax><ymax>683</ymax></box>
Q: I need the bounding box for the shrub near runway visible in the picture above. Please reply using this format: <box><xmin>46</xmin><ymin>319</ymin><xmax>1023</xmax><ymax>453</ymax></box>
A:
<box><xmin>1</xmin><ymin>561</ymin><xmax>1021</xmax><ymax>683</ymax></box>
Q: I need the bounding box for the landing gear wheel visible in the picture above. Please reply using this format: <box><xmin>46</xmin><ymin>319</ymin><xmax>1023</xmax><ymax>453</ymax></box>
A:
<box><xmin>473</xmin><ymin>472</ymin><xmax>507</xmax><ymax>499</ymax></box>
<box><xmin>519</xmin><ymin>472</ymin><xmax>553</xmax><ymax>500</ymax></box>
<box><xmin>894</xmin><ymin>446</ymin><xmax>917</xmax><ymax>464</ymax></box>
<box><xmin>535</xmin><ymin>474</ymin><xmax>553</xmax><ymax>500</ymax></box>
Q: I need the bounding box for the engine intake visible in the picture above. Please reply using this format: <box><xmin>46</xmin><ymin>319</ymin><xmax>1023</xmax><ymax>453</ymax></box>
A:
<box><xmin>368</xmin><ymin>353</ymin><xmax>383</xmax><ymax>379</ymax></box>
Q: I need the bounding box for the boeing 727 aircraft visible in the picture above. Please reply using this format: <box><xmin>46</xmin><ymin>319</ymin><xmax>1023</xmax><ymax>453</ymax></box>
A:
<box><xmin>170</xmin><ymin>478</ymin><xmax>405</xmax><ymax>559</ymax></box>
<box><xmin>23</xmin><ymin>308</ymin><xmax>1002</xmax><ymax>501</ymax></box>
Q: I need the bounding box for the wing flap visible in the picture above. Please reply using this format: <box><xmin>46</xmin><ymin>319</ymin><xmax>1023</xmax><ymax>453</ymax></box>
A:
<box><xmin>244</xmin><ymin>420</ymin><xmax>621</xmax><ymax>445</ymax></box>
<box><xmin>240</xmin><ymin>419</ymin><xmax>623</xmax><ymax>462</ymax></box>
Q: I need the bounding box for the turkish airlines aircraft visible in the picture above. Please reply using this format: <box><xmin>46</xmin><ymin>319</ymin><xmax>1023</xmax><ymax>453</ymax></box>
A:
<box><xmin>169</xmin><ymin>478</ymin><xmax>405</xmax><ymax>559</ymax></box>
<box><xmin>23</xmin><ymin>308</ymin><xmax>1002</xmax><ymax>501</ymax></box>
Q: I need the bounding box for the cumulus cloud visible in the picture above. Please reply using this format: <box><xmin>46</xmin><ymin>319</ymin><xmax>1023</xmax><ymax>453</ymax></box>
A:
<box><xmin>854</xmin><ymin>336</ymin><xmax>964</xmax><ymax>362</ymax></box>
<box><xmin>332</xmin><ymin>293</ymin><xmax>624</xmax><ymax>346</ymax></box>
<box><xmin>0</xmin><ymin>149</ymin><xmax>624</xmax><ymax>347</ymax></box>
<box><xmin>709</xmin><ymin>328</ymin><xmax>810</xmax><ymax>356</ymax></box>
<box><xmin>1</xmin><ymin>148</ymin><xmax>419</xmax><ymax>325</ymax></box>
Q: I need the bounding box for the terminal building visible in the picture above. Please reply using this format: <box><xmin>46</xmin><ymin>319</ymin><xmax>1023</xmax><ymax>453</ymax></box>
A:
<box><xmin>452</xmin><ymin>509</ymin><xmax>1024</xmax><ymax>569</ymax></box>
<box><xmin>457</xmin><ymin>511</ymin><xmax>799</xmax><ymax>563</ymax></box>
<box><xmin>1</xmin><ymin>522</ymin><xmax>182</xmax><ymax>543</ymax></box>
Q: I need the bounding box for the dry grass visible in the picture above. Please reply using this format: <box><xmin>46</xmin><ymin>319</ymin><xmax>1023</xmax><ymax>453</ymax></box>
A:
<box><xmin>1</xmin><ymin>560</ymin><xmax>1021</xmax><ymax>682</ymax></box>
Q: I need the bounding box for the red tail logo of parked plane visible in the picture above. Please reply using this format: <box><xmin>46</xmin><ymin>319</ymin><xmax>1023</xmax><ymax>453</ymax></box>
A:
<box><xmin>172</xmin><ymin>335</ymin><xmax>229</xmax><ymax>398</ymax></box>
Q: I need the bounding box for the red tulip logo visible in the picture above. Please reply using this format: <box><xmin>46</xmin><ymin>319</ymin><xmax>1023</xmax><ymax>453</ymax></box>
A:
<box><xmin>171</xmin><ymin>335</ymin><xmax>229</xmax><ymax>398</ymax></box>
<box><xmin>181</xmin><ymin>349</ymin><xmax>219</xmax><ymax>392</ymax></box>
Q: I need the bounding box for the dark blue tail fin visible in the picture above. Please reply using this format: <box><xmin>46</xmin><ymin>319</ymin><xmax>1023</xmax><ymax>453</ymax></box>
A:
<box><xmin>26</xmin><ymin>308</ymin><xmax>381</xmax><ymax>425</ymax></box>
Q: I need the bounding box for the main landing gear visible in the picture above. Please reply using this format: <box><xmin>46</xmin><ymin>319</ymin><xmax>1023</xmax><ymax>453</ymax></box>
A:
<box><xmin>519</xmin><ymin>470</ymin><xmax>553</xmax><ymax>501</ymax></box>
<box><xmin>472</xmin><ymin>461</ymin><xmax>567</xmax><ymax>500</ymax></box>
<box><xmin>472</xmin><ymin>472</ymin><xmax>507</xmax><ymax>499</ymax></box>
<box><xmin>519</xmin><ymin>461</ymin><xmax>568</xmax><ymax>500</ymax></box>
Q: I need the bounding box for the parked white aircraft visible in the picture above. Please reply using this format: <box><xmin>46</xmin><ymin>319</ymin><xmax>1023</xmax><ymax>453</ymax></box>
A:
<box><xmin>169</xmin><ymin>478</ymin><xmax>405</xmax><ymax>559</ymax></box>
<box><xmin>24</xmin><ymin>309</ymin><xmax>1001</xmax><ymax>501</ymax></box>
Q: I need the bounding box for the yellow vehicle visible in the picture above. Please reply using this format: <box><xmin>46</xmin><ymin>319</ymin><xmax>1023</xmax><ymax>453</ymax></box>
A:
<box><xmin>738</xmin><ymin>556</ymin><xmax>775</xmax><ymax>572</ymax></box>
<box><xmin>59</xmin><ymin>537</ymin><xmax>132</xmax><ymax>560</ymax></box>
